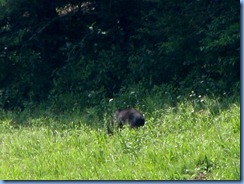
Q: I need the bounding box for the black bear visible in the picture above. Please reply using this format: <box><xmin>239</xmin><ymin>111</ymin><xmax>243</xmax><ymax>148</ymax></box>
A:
<box><xmin>113</xmin><ymin>108</ymin><xmax>145</xmax><ymax>128</ymax></box>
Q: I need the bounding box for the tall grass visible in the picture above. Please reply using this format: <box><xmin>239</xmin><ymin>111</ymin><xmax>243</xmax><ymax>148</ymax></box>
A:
<box><xmin>0</xmin><ymin>90</ymin><xmax>240</xmax><ymax>180</ymax></box>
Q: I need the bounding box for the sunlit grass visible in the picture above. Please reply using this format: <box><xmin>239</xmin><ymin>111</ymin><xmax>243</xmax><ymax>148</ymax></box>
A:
<box><xmin>0</xmin><ymin>95</ymin><xmax>240</xmax><ymax>180</ymax></box>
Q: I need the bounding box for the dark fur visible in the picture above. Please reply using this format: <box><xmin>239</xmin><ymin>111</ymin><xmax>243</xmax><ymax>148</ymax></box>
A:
<box><xmin>113</xmin><ymin>108</ymin><xmax>145</xmax><ymax>128</ymax></box>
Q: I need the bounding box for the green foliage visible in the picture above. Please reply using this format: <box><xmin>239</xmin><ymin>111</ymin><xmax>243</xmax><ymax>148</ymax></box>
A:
<box><xmin>0</xmin><ymin>0</ymin><xmax>240</xmax><ymax>109</ymax></box>
<box><xmin>0</xmin><ymin>0</ymin><xmax>240</xmax><ymax>180</ymax></box>
<box><xmin>0</xmin><ymin>90</ymin><xmax>240</xmax><ymax>180</ymax></box>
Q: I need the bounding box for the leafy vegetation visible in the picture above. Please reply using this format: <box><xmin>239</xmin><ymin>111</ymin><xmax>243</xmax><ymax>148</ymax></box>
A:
<box><xmin>0</xmin><ymin>0</ymin><xmax>240</xmax><ymax>180</ymax></box>
<box><xmin>0</xmin><ymin>88</ymin><xmax>240</xmax><ymax>180</ymax></box>
<box><xmin>0</xmin><ymin>0</ymin><xmax>239</xmax><ymax>109</ymax></box>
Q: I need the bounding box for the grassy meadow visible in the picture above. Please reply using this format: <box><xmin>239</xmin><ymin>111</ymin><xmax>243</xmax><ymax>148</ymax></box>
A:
<box><xmin>0</xmin><ymin>90</ymin><xmax>240</xmax><ymax>180</ymax></box>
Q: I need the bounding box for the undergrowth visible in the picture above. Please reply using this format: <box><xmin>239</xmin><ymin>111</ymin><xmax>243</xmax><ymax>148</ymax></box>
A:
<box><xmin>0</xmin><ymin>87</ymin><xmax>240</xmax><ymax>180</ymax></box>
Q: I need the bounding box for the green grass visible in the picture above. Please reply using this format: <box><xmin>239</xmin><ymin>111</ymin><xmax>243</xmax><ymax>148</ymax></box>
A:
<box><xmin>0</xmin><ymin>95</ymin><xmax>240</xmax><ymax>180</ymax></box>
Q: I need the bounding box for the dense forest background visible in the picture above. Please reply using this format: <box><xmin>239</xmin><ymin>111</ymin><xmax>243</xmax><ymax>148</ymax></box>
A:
<box><xmin>0</xmin><ymin>0</ymin><xmax>240</xmax><ymax>110</ymax></box>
